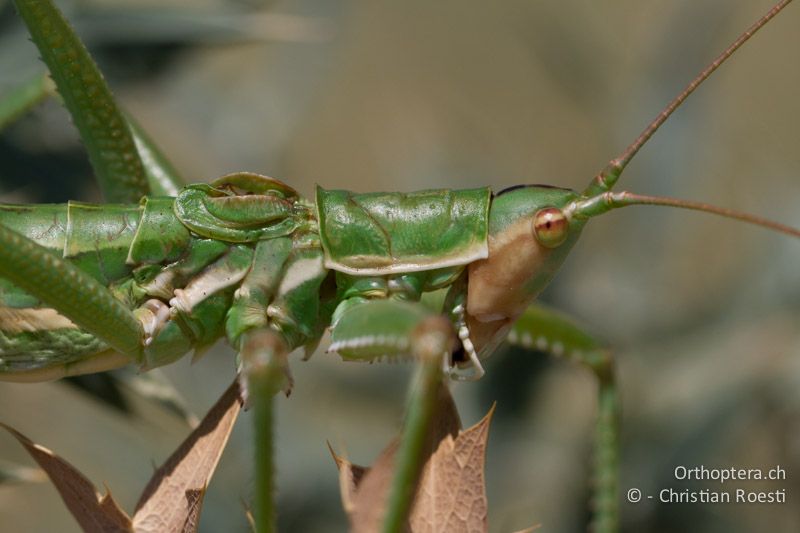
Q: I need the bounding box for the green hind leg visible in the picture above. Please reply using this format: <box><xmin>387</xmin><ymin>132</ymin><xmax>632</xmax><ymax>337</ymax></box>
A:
<box><xmin>330</xmin><ymin>299</ymin><xmax>455</xmax><ymax>532</ymax></box>
<box><xmin>10</xmin><ymin>0</ymin><xmax>184</xmax><ymax>201</ymax></box>
<box><xmin>238</xmin><ymin>328</ymin><xmax>292</xmax><ymax>533</ymax></box>
<box><xmin>508</xmin><ymin>303</ymin><xmax>619</xmax><ymax>533</ymax></box>
<box><xmin>0</xmin><ymin>0</ymin><xmax>186</xmax><ymax>377</ymax></box>
<box><xmin>0</xmin><ymin>223</ymin><xmax>144</xmax><ymax>363</ymax></box>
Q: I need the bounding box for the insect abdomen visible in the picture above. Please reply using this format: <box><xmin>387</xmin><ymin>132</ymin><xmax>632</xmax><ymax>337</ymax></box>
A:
<box><xmin>0</xmin><ymin>202</ymin><xmax>142</xmax><ymax>283</ymax></box>
<box><xmin>0</xmin><ymin>198</ymin><xmax>192</xmax><ymax>377</ymax></box>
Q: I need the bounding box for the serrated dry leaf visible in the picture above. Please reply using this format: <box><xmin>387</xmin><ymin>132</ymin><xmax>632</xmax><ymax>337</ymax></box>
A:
<box><xmin>331</xmin><ymin>385</ymin><xmax>493</xmax><ymax>532</ymax></box>
<box><xmin>0</xmin><ymin>422</ymin><xmax>133</xmax><ymax>533</ymax></box>
<box><xmin>330</xmin><ymin>448</ymin><xmax>386</xmax><ymax>532</ymax></box>
<box><xmin>0</xmin><ymin>378</ymin><xmax>242</xmax><ymax>533</ymax></box>
<box><xmin>410</xmin><ymin>404</ymin><xmax>494</xmax><ymax>533</ymax></box>
<box><xmin>132</xmin><ymin>379</ymin><xmax>242</xmax><ymax>533</ymax></box>
<box><xmin>327</xmin><ymin>441</ymin><xmax>369</xmax><ymax>516</ymax></box>
<box><xmin>331</xmin><ymin>384</ymin><xmax>459</xmax><ymax>531</ymax></box>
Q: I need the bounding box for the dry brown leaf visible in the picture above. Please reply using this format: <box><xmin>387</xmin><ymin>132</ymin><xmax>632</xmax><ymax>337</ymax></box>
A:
<box><xmin>0</xmin><ymin>378</ymin><xmax>242</xmax><ymax>533</ymax></box>
<box><xmin>0</xmin><ymin>422</ymin><xmax>133</xmax><ymax>533</ymax></box>
<box><xmin>334</xmin><ymin>383</ymin><xmax>460</xmax><ymax>532</ymax></box>
<box><xmin>332</xmin><ymin>385</ymin><xmax>493</xmax><ymax>532</ymax></box>
<box><xmin>133</xmin><ymin>379</ymin><xmax>242</xmax><ymax>533</ymax></box>
<box><xmin>327</xmin><ymin>441</ymin><xmax>369</xmax><ymax>516</ymax></box>
<box><xmin>410</xmin><ymin>404</ymin><xmax>494</xmax><ymax>533</ymax></box>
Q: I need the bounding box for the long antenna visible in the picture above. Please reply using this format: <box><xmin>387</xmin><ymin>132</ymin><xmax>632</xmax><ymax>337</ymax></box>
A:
<box><xmin>584</xmin><ymin>0</ymin><xmax>794</xmax><ymax>197</ymax></box>
<box><xmin>571</xmin><ymin>191</ymin><xmax>800</xmax><ymax>239</ymax></box>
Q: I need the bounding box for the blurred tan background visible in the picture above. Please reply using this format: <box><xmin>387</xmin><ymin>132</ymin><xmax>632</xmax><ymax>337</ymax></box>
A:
<box><xmin>1</xmin><ymin>0</ymin><xmax>799</xmax><ymax>531</ymax></box>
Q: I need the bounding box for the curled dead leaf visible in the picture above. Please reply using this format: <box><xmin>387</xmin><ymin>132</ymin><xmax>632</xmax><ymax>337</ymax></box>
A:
<box><xmin>132</xmin><ymin>379</ymin><xmax>242</xmax><ymax>533</ymax></box>
<box><xmin>1</xmin><ymin>378</ymin><xmax>242</xmax><ymax>533</ymax></box>
<box><xmin>410</xmin><ymin>404</ymin><xmax>494</xmax><ymax>533</ymax></box>
<box><xmin>0</xmin><ymin>422</ymin><xmax>133</xmax><ymax>533</ymax></box>
<box><xmin>327</xmin><ymin>441</ymin><xmax>369</xmax><ymax>516</ymax></box>
<box><xmin>330</xmin><ymin>385</ymin><xmax>494</xmax><ymax>533</ymax></box>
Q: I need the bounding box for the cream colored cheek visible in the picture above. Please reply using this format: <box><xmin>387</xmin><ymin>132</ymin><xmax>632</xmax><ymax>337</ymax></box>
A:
<box><xmin>466</xmin><ymin>225</ymin><xmax>548</xmax><ymax>320</ymax></box>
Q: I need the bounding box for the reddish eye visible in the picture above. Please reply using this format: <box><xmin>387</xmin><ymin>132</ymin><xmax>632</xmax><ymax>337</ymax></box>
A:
<box><xmin>532</xmin><ymin>207</ymin><xmax>569</xmax><ymax>248</ymax></box>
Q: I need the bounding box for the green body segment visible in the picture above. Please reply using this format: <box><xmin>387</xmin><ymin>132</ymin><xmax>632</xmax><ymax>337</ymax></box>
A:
<box><xmin>0</xmin><ymin>203</ymin><xmax>139</xmax><ymax>311</ymax></box>
<box><xmin>0</xmin><ymin>196</ymin><xmax>234</xmax><ymax>376</ymax></box>
<box><xmin>129</xmin><ymin>197</ymin><xmax>192</xmax><ymax>264</ymax></box>
<box><xmin>0</xmin><ymin>180</ymin><xmax>593</xmax><ymax>382</ymax></box>
<box><xmin>0</xmin><ymin>181</ymin><xmax>620</xmax><ymax>532</ymax></box>
<box><xmin>0</xmin><ymin>201</ymin><xmax>153</xmax><ymax>373</ymax></box>
<box><xmin>0</xmin><ymin>199</ymin><xmax>191</xmax><ymax>286</ymax></box>
<box><xmin>0</xmin><ymin>222</ymin><xmax>142</xmax><ymax>373</ymax></box>
<box><xmin>0</xmin><ymin>175</ymin><xmax>336</xmax><ymax>380</ymax></box>
<box><xmin>316</xmin><ymin>186</ymin><xmax>491</xmax><ymax>275</ymax></box>
<box><xmin>11</xmin><ymin>1</ymin><xmax>792</xmax><ymax>530</ymax></box>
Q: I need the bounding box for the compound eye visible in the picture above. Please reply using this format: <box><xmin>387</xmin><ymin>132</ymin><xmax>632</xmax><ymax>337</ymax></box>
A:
<box><xmin>532</xmin><ymin>207</ymin><xmax>569</xmax><ymax>248</ymax></box>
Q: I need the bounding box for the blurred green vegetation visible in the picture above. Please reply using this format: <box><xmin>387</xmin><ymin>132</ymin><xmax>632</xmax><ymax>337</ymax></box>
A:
<box><xmin>1</xmin><ymin>1</ymin><xmax>798</xmax><ymax>532</ymax></box>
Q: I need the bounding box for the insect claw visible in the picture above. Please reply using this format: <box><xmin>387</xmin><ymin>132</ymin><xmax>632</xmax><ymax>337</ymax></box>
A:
<box><xmin>283</xmin><ymin>381</ymin><xmax>293</xmax><ymax>398</ymax></box>
<box><xmin>447</xmin><ymin>352</ymin><xmax>486</xmax><ymax>382</ymax></box>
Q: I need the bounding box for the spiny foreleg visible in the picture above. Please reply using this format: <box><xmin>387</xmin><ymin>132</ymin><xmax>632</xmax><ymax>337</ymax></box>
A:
<box><xmin>226</xmin><ymin>235</ymin><xmax>330</xmax><ymax>532</ymax></box>
<box><xmin>330</xmin><ymin>299</ymin><xmax>457</xmax><ymax>532</ymax></box>
<box><xmin>238</xmin><ymin>328</ymin><xmax>291</xmax><ymax>533</ymax></box>
<box><xmin>508</xmin><ymin>304</ymin><xmax>619</xmax><ymax>533</ymax></box>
